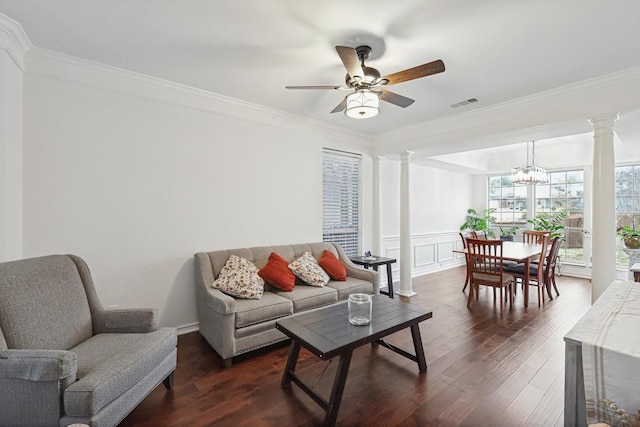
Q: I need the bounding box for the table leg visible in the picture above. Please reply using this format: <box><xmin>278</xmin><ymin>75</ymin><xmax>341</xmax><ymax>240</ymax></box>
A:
<box><xmin>410</xmin><ymin>323</ymin><xmax>427</xmax><ymax>372</ymax></box>
<box><xmin>281</xmin><ymin>341</ymin><xmax>301</xmax><ymax>388</ymax></box>
<box><xmin>524</xmin><ymin>258</ymin><xmax>530</xmax><ymax>307</ymax></box>
<box><xmin>325</xmin><ymin>350</ymin><xmax>353</xmax><ymax>427</ymax></box>
<box><xmin>385</xmin><ymin>263</ymin><xmax>394</xmax><ymax>299</ymax></box>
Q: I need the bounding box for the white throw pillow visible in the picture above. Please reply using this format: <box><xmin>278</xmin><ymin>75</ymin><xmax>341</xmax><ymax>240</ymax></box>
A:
<box><xmin>212</xmin><ymin>255</ymin><xmax>264</xmax><ymax>299</ymax></box>
<box><xmin>288</xmin><ymin>251</ymin><xmax>330</xmax><ymax>287</ymax></box>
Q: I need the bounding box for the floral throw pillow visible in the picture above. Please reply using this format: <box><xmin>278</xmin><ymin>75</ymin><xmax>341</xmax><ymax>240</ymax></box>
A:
<box><xmin>288</xmin><ymin>251</ymin><xmax>330</xmax><ymax>287</ymax></box>
<box><xmin>212</xmin><ymin>255</ymin><xmax>264</xmax><ymax>299</ymax></box>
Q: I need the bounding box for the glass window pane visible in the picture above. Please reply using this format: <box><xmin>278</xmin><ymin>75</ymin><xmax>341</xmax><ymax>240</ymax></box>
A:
<box><xmin>551</xmin><ymin>184</ymin><xmax>566</xmax><ymax>197</ymax></box>
<box><xmin>489</xmin><ymin>176</ymin><xmax>501</xmax><ymax>187</ymax></box>
<box><xmin>616</xmin><ymin>166</ymin><xmax>633</xmax><ymax>180</ymax></box>
<box><xmin>567</xmin><ymin>183</ymin><xmax>583</xmax><ymax>197</ymax></box>
<box><xmin>566</xmin><ymin>170</ymin><xmax>583</xmax><ymax>183</ymax></box>
<box><xmin>550</xmin><ymin>172</ymin><xmax>565</xmax><ymax>184</ymax></box>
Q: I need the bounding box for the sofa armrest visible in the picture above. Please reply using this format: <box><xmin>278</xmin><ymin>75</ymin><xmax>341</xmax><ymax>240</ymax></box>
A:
<box><xmin>92</xmin><ymin>308</ymin><xmax>158</xmax><ymax>334</ymax></box>
<box><xmin>331</xmin><ymin>243</ymin><xmax>380</xmax><ymax>293</ymax></box>
<box><xmin>0</xmin><ymin>349</ymin><xmax>77</xmax><ymax>382</ymax></box>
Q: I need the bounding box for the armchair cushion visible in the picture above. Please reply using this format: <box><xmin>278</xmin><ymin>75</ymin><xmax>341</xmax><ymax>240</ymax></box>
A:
<box><xmin>64</xmin><ymin>328</ymin><xmax>176</xmax><ymax>417</ymax></box>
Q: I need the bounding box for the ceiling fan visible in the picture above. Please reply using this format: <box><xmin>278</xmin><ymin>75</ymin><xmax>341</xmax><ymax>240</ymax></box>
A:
<box><xmin>286</xmin><ymin>45</ymin><xmax>445</xmax><ymax>119</ymax></box>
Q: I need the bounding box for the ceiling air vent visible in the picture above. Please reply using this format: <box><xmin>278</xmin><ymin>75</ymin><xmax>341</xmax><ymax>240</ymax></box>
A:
<box><xmin>450</xmin><ymin>98</ymin><xmax>479</xmax><ymax>108</ymax></box>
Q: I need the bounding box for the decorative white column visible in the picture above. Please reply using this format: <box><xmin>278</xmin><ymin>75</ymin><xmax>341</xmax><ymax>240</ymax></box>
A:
<box><xmin>590</xmin><ymin>114</ymin><xmax>618</xmax><ymax>302</ymax></box>
<box><xmin>372</xmin><ymin>156</ymin><xmax>382</xmax><ymax>255</ymax></box>
<box><xmin>397</xmin><ymin>151</ymin><xmax>416</xmax><ymax>297</ymax></box>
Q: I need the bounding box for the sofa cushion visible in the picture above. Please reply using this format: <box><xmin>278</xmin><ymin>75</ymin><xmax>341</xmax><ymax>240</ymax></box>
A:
<box><xmin>274</xmin><ymin>285</ymin><xmax>337</xmax><ymax>312</ymax></box>
<box><xmin>234</xmin><ymin>292</ymin><xmax>293</xmax><ymax>328</ymax></box>
<box><xmin>258</xmin><ymin>252</ymin><xmax>296</xmax><ymax>292</ymax></box>
<box><xmin>212</xmin><ymin>255</ymin><xmax>264</xmax><ymax>300</ymax></box>
<box><xmin>288</xmin><ymin>252</ymin><xmax>330</xmax><ymax>287</ymax></box>
<box><xmin>64</xmin><ymin>328</ymin><xmax>177</xmax><ymax>417</ymax></box>
<box><xmin>318</xmin><ymin>250</ymin><xmax>347</xmax><ymax>281</ymax></box>
<box><xmin>326</xmin><ymin>277</ymin><xmax>374</xmax><ymax>301</ymax></box>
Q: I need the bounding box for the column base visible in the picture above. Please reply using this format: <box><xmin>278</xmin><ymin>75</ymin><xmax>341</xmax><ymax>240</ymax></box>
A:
<box><xmin>396</xmin><ymin>289</ymin><xmax>417</xmax><ymax>297</ymax></box>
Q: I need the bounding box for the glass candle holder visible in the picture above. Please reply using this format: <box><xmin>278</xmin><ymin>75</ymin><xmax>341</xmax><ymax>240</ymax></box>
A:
<box><xmin>348</xmin><ymin>293</ymin><xmax>372</xmax><ymax>325</ymax></box>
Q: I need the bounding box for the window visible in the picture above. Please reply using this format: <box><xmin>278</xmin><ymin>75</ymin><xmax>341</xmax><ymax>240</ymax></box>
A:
<box><xmin>488</xmin><ymin>169</ymin><xmax>586</xmax><ymax>266</ymax></box>
<box><xmin>615</xmin><ymin>164</ymin><xmax>640</xmax><ymax>268</ymax></box>
<box><xmin>322</xmin><ymin>149</ymin><xmax>361</xmax><ymax>257</ymax></box>
<box><xmin>535</xmin><ymin>170</ymin><xmax>584</xmax><ymax>265</ymax></box>
<box><xmin>488</xmin><ymin>175</ymin><xmax>527</xmax><ymax>226</ymax></box>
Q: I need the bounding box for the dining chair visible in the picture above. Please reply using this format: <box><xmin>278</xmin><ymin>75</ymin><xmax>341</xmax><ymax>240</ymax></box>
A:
<box><xmin>542</xmin><ymin>236</ymin><xmax>562</xmax><ymax>299</ymax></box>
<box><xmin>522</xmin><ymin>230</ymin><xmax>550</xmax><ymax>244</ymax></box>
<box><xmin>459</xmin><ymin>231</ymin><xmax>477</xmax><ymax>292</ymax></box>
<box><xmin>465</xmin><ymin>238</ymin><xmax>515</xmax><ymax>314</ymax></box>
<box><xmin>504</xmin><ymin>235</ymin><xmax>549</xmax><ymax>307</ymax></box>
<box><xmin>475</xmin><ymin>230</ymin><xmax>488</xmax><ymax>239</ymax></box>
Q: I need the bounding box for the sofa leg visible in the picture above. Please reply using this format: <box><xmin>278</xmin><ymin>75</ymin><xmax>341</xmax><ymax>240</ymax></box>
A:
<box><xmin>222</xmin><ymin>358</ymin><xmax>232</xmax><ymax>368</ymax></box>
<box><xmin>163</xmin><ymin>372</ymin><xmax>174</xmax><ymax>390</ymax></box>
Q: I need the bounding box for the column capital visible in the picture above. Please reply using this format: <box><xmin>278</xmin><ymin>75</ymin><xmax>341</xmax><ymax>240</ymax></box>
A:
<box><xmin>588</xmin><ymin>114</ymin><xmax>620</xmax><ymax>127</ymax></box>
<box><xmin>399</xmin><ymin>151</ymin><xmax>414</xmax><ymax>162</ymax></box>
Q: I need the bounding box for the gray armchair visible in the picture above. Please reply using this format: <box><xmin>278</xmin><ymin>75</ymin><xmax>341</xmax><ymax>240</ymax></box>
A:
<box><xmin>0</xmin><ymin>254</ymin><xmax>177</xmax><ymax>427</ymax></box>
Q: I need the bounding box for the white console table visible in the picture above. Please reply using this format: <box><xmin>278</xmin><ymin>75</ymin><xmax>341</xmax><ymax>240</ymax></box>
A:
<box><xmin>564</xmin><ymin>280</ymin><xmax>640</xmax><ymax>426</ymax></box>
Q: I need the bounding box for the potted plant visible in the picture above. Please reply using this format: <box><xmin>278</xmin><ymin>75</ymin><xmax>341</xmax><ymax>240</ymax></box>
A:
<box><xmin>528</xmin><ymin>211</ymin><xmax>568</xmax><ymax>240</ymax></box>
<box><xmin>460</xmin><ymin>208</ymin><xmax>496</xmax><ymax>238</ymax></box>
<box><xmin>617</xmin><ymin>225</ymin><xmax>640</xmax><ymax>249</ymax></box>
<box><xmin>499</xmin><ymin>225</ymin><xmax>518</xmax><ymax>242</ymax></box>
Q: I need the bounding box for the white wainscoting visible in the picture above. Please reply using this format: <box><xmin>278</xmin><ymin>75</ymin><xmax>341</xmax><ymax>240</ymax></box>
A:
<box><xmin>379</xmin><ymin>231</ymin><xmax>465</xmax><ymax>285</ymax></box>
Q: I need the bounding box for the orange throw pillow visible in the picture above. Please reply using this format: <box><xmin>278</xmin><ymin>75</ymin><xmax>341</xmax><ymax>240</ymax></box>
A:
<box><xmin>318</xmin><ymin>250</ymin><xmax>347</xmax><ymax>281</ymax></box>
<box><xmin>258</xmin><ymin>252</ymin><xmax>296</xmax><ymax>291</ymax></box>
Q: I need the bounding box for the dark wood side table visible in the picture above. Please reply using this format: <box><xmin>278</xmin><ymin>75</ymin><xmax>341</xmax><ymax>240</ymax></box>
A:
<box><xmin>349</xmin><ymin>256</ymin><xmax>396</xmax><ymax>298</ymax></box>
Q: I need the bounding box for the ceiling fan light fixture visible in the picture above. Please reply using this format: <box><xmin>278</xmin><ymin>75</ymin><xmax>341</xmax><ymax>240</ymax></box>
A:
<box><xmin>344</xmin><ymin>89</ymin><xmax>380</xmax><ymax>119</ymax></box>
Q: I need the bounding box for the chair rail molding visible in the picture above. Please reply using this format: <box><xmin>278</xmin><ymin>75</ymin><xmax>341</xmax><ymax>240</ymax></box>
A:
<box><xmin>381</xmin><ymin>231</ymin><xmax>465</xmax><ymax>282</ymax></box>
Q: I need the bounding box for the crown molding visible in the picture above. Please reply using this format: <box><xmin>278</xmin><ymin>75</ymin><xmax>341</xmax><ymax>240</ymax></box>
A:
<box><xmin>24</xmin><ymin>47</ymin><xmax>374</xmax><ymax>147</ymax></box>
<box><xmin>374</xmin><ymin>66</ymin><xmax>640</xmax><ymax>156</ymax></box>
<box><xmin>0</xmin><ymin>13</ymin><xmax>31</xmax><ymax>70</ymax></box>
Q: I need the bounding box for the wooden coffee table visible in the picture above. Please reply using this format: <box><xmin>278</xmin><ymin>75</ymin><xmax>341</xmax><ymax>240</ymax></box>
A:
<box><xmin>276</xmin><ymin>296</ymin><xmax>432</xmax><ymax>427</ymax></box>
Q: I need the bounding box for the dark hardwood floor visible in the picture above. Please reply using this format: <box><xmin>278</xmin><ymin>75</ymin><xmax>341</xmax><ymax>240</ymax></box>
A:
<box><xmin>120</xmin><ymin>266</ymin><xmax>591</xmax><ymax>427</ymax></box>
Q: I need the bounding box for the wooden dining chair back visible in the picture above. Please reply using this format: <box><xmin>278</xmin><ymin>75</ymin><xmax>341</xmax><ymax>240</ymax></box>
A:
<box><xmin>504</xmin><ymin>236</ymin><xmax>549</xmax><ymax>306</ymax></box>
<box><xmin>459</xmin><ymin>231</ymin><xmax>476</xmax><ymax>249</ymax></box>
<box><xmin>459</xmin><ymin>231</ymin><xmax>477</xmax><ymax>292</ymax></box>
<box><xmin>522</xmin><ymin>230</ymin><xmax>550</xmax><ymax>244</ymax></box>
<box><xmin>543</xmin><ymin>236</ymin><xmax>562</xmax><ymax>298</ymax></box>
<box><xmin>465</xmin><ymin>238</ymin><xmax>514</xmax><ymax>314</ymax></box>
<box><xmin>474</xmin><ymin>230</ymin><xmax>488</xmax><ymax>239</ymax></box>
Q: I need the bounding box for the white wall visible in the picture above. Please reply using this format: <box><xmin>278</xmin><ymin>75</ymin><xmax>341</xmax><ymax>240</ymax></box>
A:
<box><xmin>0</xmin><ymin>39</ymin><xmax>24</xmax><ymax>261</ymax></box>
<box><xmin>379</xmin><ymin>159</ymin><xmax>474</xmax><ymax>282</ymax></box>
<box><xmin>20</xmin><ymin>54</ymin><xmax>374</xmax><ymax>331</ymax></box>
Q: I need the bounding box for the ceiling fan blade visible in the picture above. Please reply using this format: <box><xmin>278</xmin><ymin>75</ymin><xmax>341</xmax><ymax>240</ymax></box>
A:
<box><xmin>380</xmin><ymin>59</ymin><xmax>445</xmax><ymax>86</ymax></box>
<box><xmin>335</xmin><ymin>46</ymin><xmax>365</xmax><ymax>81</ymax></box>
<box><xmin>286</xmin><ymin>85</ymin><xmax>343</xmax><ymax>90</ymax></box>
<box><xmin>330</xmin><ymin>98</ymin><xmax>347</xmax><ymax>114</ymax></box>
<box><xmin>377</xmin><ymin>89</ymin><xmax>415</xmax><ymax>108</ymax></box>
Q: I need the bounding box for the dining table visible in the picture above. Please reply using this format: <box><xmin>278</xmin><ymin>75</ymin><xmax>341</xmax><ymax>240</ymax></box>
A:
<box><xmin>454</xmin><ymin>241</ymin><xmax>545</xmax><ymax>307</ymax></box>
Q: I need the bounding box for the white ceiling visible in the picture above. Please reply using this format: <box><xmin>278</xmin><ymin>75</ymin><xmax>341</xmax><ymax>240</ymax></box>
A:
<box><xmin>1</xmin><ymin>0</ymin><xmax>639</xmax><ymax>171</ymax></box>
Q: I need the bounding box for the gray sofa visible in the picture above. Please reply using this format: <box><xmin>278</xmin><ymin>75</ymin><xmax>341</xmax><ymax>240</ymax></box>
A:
<box><xmin>0</xmin><ymin>254</ymin><xmax>177</xmax><ymax>427</ymax></box>
<box><xmin>194</xmin><ymin>242</ymin><xmax>378</xmax><ymax>367</ymax></box>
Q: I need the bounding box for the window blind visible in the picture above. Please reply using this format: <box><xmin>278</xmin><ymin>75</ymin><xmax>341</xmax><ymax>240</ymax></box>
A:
<box><xmin>322</xmin><ymin>148</ymin><xmax>361</xmax><ymax>257</ymax></box>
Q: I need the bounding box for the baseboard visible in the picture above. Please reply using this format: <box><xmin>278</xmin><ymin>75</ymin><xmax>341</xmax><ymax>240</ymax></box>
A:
<box><xmin>177</xmin><ymin>322</ymin><xmax>199</xmax><ymax>335</ymax></box>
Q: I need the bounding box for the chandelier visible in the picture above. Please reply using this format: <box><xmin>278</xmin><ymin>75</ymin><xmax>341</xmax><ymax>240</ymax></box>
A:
<box><xmin>511</xmin><ymin>141</ymin><xmax>549</xmax><ymax>185</ymax></box>
<box><xmin>344</xmin><ymin>89</ymin><xmax>380</xmax><ymax>119</ymax></box>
